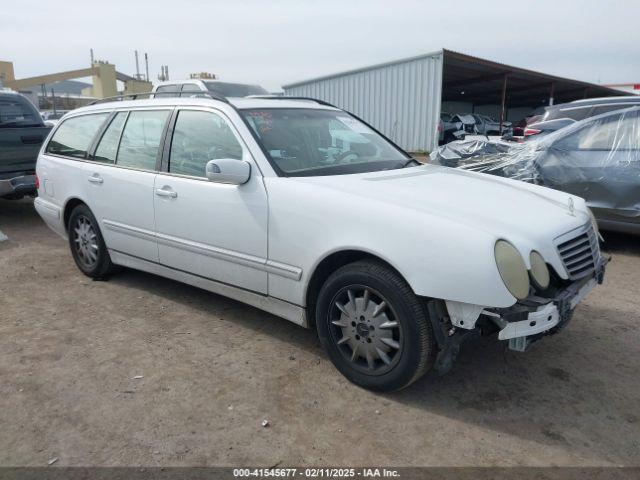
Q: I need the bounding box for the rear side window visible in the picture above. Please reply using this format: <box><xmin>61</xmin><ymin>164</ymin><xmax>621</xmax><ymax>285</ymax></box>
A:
<box><xmin>555</xmin><ymin>112</ymin><xmax>638</xmax><ymax>151</ymax></box>
<box><xmin>180</xmin><ymin>84</ymin><xmax>205</xmax><ymax>97</ymax></box>
<box><xmin>92</xmin><ymin>112</ymin><xmax>128</xmax><ymax>163</ymax></box>
<box><xmin>0</xmin><ymin>97</ymin><xmax>41</xmax><ymax>127</ymax></box>
<box><xmin>204</xmin><ymin>81</ymin><xmax>268</xmax><ymax>98</ymax></box>
<box><xmin>46</xmin><ymin>113</ymin><xmax>109</xmax><ymax>159</ymax></box>
<box><xmin>154</xmin><ymin>85</ymin><xmax>179</xmax><ymax>98</ymax></box>
<box><xmin>117</xmin><ymin>110</ymin><xmax>170</xmax><ymax>170</ymax></box>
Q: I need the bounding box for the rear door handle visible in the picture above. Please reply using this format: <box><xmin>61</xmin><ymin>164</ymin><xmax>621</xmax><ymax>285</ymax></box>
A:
<box><xmin>88</xmin><ymin>174</ymin><xmax>103</xmax><ymax>184</ymax></box>
<box><xmin>155</xmin><ymin>186</ymin><xmax>177</xmax><ymax>198</ymax></box>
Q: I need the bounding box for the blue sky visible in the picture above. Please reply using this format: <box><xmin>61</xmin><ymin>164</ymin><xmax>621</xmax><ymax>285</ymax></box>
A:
<box><xmin>1</xmin><ymin>0</ymin><xmax>638</xmax><ymax>91</ymax></box>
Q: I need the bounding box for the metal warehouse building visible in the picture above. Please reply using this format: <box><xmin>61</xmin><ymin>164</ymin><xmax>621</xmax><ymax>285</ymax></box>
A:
<box><xmin>282</xmin><ymin>49</ymin><xmax>624</xmax><ymax>152</ymax></box>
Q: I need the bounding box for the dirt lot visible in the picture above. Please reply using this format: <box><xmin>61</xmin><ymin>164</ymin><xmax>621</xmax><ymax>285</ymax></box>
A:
<box><xmin>1</xmin><ymin>197</ymin><xmax>639</xmax><ymax>467</ymax></box>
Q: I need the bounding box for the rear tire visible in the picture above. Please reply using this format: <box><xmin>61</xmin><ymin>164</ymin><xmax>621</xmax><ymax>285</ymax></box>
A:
<box><xmin>316</xmin><ymin>260</ymin><xmax>436</xmax><ymax>391</ymax></box>
<box><xmin>68</xmin><ymin>204</ymin><xmax>117</xmax><ymax>279</ymax></box>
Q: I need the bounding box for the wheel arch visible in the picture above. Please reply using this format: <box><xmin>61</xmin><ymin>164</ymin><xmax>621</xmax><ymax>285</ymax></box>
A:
<box><xmin>304</xmin><ymin>248</ymin><xmax>411</xmax><ymax>327</ymax></box>
<box><xmin>62</xmin><ymin>197</ymin><xmax>88</xmax><ymax>232</ymax></box>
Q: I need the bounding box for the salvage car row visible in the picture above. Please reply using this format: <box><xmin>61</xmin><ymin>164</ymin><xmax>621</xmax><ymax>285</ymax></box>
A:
<box><xmin>439</xmin><ymin>112</ymin><xmax>512</xmax><ymax>144</ymax></box>
<box><xmin>439</xmin><ymin>96</ymin><xmax>640</xmax><ymax>146</ymax></box>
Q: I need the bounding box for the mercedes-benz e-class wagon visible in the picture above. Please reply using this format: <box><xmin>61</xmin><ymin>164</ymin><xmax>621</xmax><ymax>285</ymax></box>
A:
<box><xmin>35</xmin><ymin>94</ymin><xmax>607</xmax><ymax>391</ymax></box>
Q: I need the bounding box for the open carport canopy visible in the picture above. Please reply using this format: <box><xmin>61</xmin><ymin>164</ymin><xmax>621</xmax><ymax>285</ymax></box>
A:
<box><xmin>441</xmin><ymin>49</ymin><xmax>625</xmax><ymax>108</ymax></box>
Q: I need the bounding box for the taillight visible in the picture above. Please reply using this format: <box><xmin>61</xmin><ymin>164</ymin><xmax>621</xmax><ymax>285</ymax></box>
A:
<box><xmin>524</xmin><ymin>128</ymin><xmax>541</xmax><ymax>137</ymax></box>
<box><xmin>35</xmin><ymin>173</ymin><xmax>40</xmax><ymax>190</ymax></box>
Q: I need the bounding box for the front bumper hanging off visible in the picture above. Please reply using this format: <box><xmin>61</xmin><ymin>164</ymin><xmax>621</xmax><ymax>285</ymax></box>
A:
<box><xmin>491</xmin><ymin>257</ymin><xmax>608</xmax><ymax>351</ymax></box>
<box><xmin>434</xmin><ymin>257</ymin><xmax>607</xmax><ymax>373</ymax></box>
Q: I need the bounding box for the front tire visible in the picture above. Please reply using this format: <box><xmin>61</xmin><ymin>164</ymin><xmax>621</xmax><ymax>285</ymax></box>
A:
<box><xmin>68</xmin><ymin>204</ymin><xmax>117</xmax><ymax>279</ymax></box>
<box><xmin>316</xmin><ymin>260</ymin><xmax>436</xmax><ymax>391</ymax></box>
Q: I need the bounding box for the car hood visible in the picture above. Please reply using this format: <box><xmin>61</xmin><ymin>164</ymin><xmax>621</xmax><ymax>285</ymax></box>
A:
<box><xmin>292</xmin><ymin>164</ymin><xmax>589</xmax><ymax>243</ymax></box>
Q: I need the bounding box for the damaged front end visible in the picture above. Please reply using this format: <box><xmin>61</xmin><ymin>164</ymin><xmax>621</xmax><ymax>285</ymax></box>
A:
<box><xmin>485</xmin><ymin>257</ymin><xmax>606</xmax><ymax>352</ymax></box>
<box><xmin>428</xmin><ymin>226</ymin><xmax>608</xmax><ymax>375</ymax></box>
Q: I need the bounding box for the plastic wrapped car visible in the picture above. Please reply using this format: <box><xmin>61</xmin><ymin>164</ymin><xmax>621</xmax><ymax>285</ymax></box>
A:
<box><xmin>429</xmin><ymin>106</ymin><xmax>640</xmax><ymax>234</ymax></box>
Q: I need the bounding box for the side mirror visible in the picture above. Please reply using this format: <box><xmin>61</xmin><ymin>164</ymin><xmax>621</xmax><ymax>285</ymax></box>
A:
<box><xmin>205</xmin><ymin>159</ymin><xmax>251</xmax><ymax>185</ymax></box>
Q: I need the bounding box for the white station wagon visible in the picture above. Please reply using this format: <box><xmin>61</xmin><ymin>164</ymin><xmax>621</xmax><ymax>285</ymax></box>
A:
<box><xmin>34</xmin><ymin>93</ymin><xmax>607</xmax><ymax>391</ymax></box>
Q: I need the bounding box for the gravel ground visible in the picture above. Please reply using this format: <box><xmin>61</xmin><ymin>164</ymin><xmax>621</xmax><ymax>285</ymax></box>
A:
<box><xmin>1</xmin><ymin>198</ymin><xmax>639</xmax><ymax>467</ymax></box>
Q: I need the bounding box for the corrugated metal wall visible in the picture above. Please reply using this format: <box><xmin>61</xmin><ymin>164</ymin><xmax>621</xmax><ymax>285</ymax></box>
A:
<box><xmin>282</xmin><ymin>51</ymin><xmax>443</xmax><ymax>152</ymax></box>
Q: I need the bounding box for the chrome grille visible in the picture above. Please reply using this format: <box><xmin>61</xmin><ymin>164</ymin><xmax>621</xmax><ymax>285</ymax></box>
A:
<box><xmin>556</xmin><ymin>223</ymin><xmax>600</xmax><ymax>280</ymax></box>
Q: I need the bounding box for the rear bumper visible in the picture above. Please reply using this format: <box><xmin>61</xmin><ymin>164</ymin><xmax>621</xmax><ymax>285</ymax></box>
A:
<box><xmin>0</xmin><ymin>173</ymin><xmax>36</xmax><ymax>197</ymax></box>
<box><xmin>34</xmin><ymin>197</ymin><xmax>66</xmax><ymax>238</ymax></box>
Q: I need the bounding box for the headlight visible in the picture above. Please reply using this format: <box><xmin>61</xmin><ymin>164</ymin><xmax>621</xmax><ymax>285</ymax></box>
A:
<box><xmin>529</xmin><ymin>251</ymin><xmax>550</xmax><ymax>289</ymax></box>
<box><xmin>495</xmin><ymin>240</ymin><xmax>529</xmax><ymax>300</ymax></box>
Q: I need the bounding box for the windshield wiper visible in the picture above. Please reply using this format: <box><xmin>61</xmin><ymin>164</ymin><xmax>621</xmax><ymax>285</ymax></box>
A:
<box><xmin>402</xmin><ymin>158</ymin><xmax>420</xmax><ymax>168</ymax></box>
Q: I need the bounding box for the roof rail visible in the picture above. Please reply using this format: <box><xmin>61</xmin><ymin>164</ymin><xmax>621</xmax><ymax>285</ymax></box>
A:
<box><xmin>88</xmin><ymin>90</ymin><xmax>229</xmax><ymax>106</ymax></box>
<box><xmin>247</xmin><ymin>95</ymin><xmax>338</xmax><ymax>108</ymax></box>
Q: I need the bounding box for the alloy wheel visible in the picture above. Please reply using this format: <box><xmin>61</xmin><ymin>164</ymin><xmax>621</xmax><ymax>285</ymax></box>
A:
<box><xmin>328</xmin><ymin>285</ymin><xmax>403</xmax><ymax>375</ymax></box>
<box><xmin>72</xmin><ymin>215</ymin><xmax>99</xmax><ymax>269</ymax></box>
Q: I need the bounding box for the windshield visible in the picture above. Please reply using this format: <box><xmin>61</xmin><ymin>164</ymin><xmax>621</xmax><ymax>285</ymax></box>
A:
<box><xmin>241</xmin><ymin>108</ymin><xmax>410</xmax><ymax>176</ymax></box>
<box><xmin>204</xmin><ymin>81</ymin><xmax>268</xmax><ymax>97</ymax></box>
<box><xmin>0</xmin><ymin>98</ymin><xmax>42</xmax><ymax>127</ymax></box>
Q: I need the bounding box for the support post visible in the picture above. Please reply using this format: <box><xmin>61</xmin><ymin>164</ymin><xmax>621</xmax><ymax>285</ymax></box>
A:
<box><xmin>499</xmin><ymin>74</ymin><xmax>508</xmax><ymax>135</ymax></box>
<box><xmin>549</xmin><ymin>82</ymin><xmax>555</xmax><ymax>106</ymax></box>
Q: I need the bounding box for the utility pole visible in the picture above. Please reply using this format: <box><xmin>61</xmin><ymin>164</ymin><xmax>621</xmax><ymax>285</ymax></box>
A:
<box><xmin>499</xmin><ymin>74</ymin><xmax>508</xmax><ymax>135</ymax></box>
<box><xmin>144</xmin><ymin>53</ymin><xmax>150</xmax><ymax>82</ymax></box>
<box><xmin>135</xmin><ymin>50</ymin><xmax>141</xmax><ymax>80</ymax></box>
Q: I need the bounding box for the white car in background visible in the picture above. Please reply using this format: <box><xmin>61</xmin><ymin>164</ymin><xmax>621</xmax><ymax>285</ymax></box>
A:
<box><xmin>152</xmin><ymin>79</ymin><xmax>268</xmax><ymax>98</ymax></box>
<box><xmin>34</xmin><ymin>95</ymin><xmax>606</xmax><ymax>391</ymax></box>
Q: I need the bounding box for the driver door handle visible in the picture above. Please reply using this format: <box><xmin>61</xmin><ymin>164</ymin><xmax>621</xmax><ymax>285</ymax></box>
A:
<box><xmin>156</xmin><ymin>186</ymin><xmax>177</xmax><ymax>198</ymax></box>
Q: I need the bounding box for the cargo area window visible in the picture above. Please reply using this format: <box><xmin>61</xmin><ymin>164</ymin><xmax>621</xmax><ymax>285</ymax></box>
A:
<box><xmin>46</xmin><ymin>113</ymin><xmax>110</xmax><ymax>159</ymax></box>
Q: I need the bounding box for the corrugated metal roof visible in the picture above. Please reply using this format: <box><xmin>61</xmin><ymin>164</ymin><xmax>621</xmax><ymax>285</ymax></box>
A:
<box><xmin>281</xmin><ymin>48</ymin><xmax>628</xmax><ymax>152</ymax></box>
<box><xmin>282</xmin><ymin>50</ymin><xmax>443</xmax><ymax>89</ymax></box>
<box><xmin>284</xmin><ymin>48</ymin><xmax>626</xmax><ymax>97</ymax></box>
<box><xmin>283</xmin><ymin>52</ymin><xmax>443</xmax><ymax>152</ymax></box>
